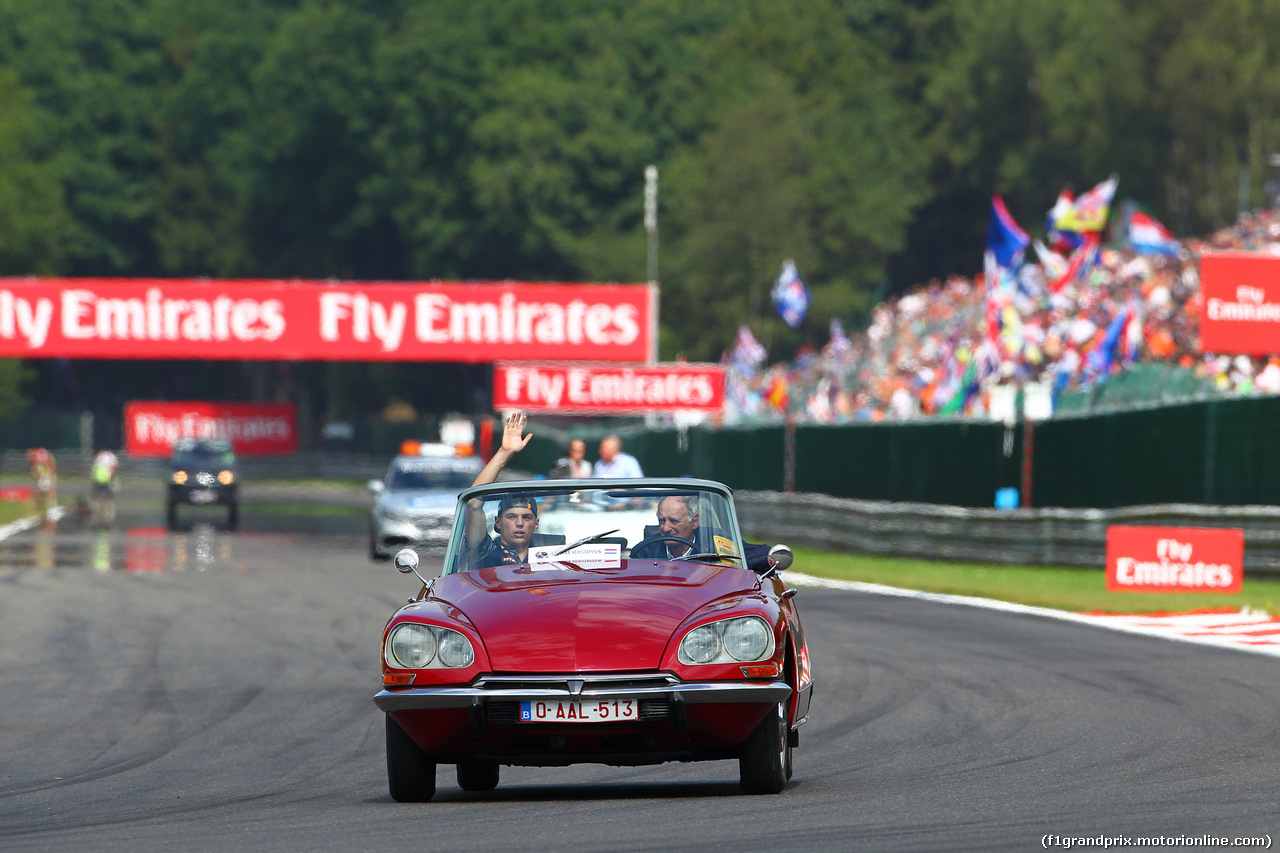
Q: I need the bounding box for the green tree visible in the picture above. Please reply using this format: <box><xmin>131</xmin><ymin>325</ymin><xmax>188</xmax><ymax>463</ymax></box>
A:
<box><xmin>0</xmin><ymin>0</ymin><xmax>177</xmax><ymax>274</ymax></box>
<box><xmin>0</xmin><ymin>67</ymin><xmax>67</xmax><ymax>273</ymax></box>
<box><xmin>661</xmin><ymin>0</ymin><xmax>927</xmax><ymax>359</ymax></box>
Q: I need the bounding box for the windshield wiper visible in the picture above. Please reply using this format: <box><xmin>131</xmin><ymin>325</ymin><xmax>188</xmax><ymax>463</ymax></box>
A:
<box><xmin>552</xmin><ymin>529</ymin><xmax>621</xmax><ymax>557</ymax></box>
<box><xmin>671</xmin><ymin>551</ymin><xmax>744</xmax><ymax>564</ymax></box>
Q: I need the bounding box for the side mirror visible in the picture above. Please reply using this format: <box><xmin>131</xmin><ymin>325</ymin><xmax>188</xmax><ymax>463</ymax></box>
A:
<box><xmin>393</xmin><ymin>548</ymin><xmax>419</xmax><ymax>574</ymax></box>
<box><xmin>767</xmin><ymin>544</ymin><xmax>793</xmax><ymax>573</ymax></box>
<box><xmin>394</xmin><ymin>548</ymin><xmax>430</xmax><ymax>587</ymax></box>
<box><xmin>367</xmin><ymin>479</ymin><xmax>385</xmax><ymax>495</ymax></box>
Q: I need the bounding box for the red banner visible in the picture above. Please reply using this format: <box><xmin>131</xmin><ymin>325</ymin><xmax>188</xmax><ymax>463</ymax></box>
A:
<box><xmin>0</xmin><ymin>279</ymin><xmax>655</xmax><ymax>362</ymax></box>
<box><xmin>124</xmin><ymin>401</ymin><xmax>298</xmax><ymax>457</ymax></box>
<box><xmin>493</xmin><ymin>363</ymin><xmax>726</xmax><ymax>414</ymax></box>
<box><xmin>1105</xmin><ymin>525</ymin><xmax>1244</xmax><ymax>594</ymax></box>
<box><xmin>1199</xmin><ymin>253</ymin><xmax>1280</xmax><ymax>355</ymax></box>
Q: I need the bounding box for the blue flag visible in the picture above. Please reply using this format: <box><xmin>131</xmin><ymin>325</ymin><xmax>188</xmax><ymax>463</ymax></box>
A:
<box><xmin>772</xmin><ymin>259</ymin><xmax>810</xmax><ymax>329</ymax></box>
<box><xmin>986</xmin><ymin>195</ymin><xmax>1030</xmax><ymax>270</ymax></box>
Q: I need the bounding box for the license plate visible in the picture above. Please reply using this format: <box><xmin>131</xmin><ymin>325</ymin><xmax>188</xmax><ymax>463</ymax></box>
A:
<box><xmin>189</xmin><ymin>490</ymin><xmax>217</xmax><ymax>504</ymax></box>
<box><xmin>519</xmin><ymin>698</ymin><xmax>638</xmax><ymax>723</ymax></box>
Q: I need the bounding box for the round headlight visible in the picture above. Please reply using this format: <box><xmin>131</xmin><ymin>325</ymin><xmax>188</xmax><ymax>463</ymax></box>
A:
<box><xmin>437</xmin><ymin>630</ymin><xmax>475</xmax><ymax>668</ymax></box>
<box><xmin>389</xmin><ymin>623</ymin><xmax>436</xmax><ymax>668</ymax></box>
<box><xmin>680</xmin><ymin>625</ymin><xmax>722</xmax><ymax>664</ymax></box>
<box><xmin>723</xmin><ymin>617</ymin><xmax>770</xmax><ymax>661</ymax></box>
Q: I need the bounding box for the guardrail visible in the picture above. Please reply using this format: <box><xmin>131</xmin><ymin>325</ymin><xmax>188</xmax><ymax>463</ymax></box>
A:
<box><xmin>735</xmin><ymin>491</ymin><xmax>1280</xmax><ymax>577</ymax></box>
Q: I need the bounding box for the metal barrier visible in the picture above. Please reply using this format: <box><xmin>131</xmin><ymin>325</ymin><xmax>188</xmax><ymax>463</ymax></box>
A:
<box><xmin>735</xmin><ymin>491</ymin><xmax>1280</xmax><ymax>577</ymax></box>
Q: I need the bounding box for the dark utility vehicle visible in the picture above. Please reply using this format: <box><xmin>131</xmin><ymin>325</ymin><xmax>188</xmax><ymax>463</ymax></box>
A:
<box><xmin>167</xmin><ymin>439</ymin><xmax>238</xmax><ymax>528</ymax></box>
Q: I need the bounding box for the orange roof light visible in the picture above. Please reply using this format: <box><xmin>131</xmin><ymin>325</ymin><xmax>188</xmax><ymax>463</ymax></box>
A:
<box><xmin>399</xmin><ymin>440</ymin><xmax>421</xmax><ymax>457</ymax></box>
<box><xmin>455</xmin><ymin>444</ymin><xmax>475</xmax><ymax>457</ymax></box>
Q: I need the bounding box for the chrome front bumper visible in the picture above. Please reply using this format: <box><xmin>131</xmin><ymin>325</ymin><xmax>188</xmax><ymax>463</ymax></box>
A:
<box><xmin>374</xmin><ymin>672</ymin><xmax>791</xmax><ymax>712</ymax></box>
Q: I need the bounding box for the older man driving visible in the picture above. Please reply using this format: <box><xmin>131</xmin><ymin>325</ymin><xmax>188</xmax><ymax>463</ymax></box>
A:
<box><xmin>630</xmin><ymin>494</ymin><xmax>771</xmax><ymax>571</ymax></box>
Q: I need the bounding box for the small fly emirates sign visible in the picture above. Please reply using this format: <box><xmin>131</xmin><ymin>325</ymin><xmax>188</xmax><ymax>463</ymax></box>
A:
<box><xmin>1105</xmin><ymin>526</ymin><xmax>1244</xmax><ymax>594</ymax></box>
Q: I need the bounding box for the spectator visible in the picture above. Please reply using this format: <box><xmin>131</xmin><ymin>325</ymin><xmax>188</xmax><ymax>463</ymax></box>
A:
<box><xmin>719</xmin><ymin>203</ymin><xmax>1280</xmax><ymax>422</ymax></box>
<box><xmin>549</xmin><ymin>438</ymin><xmax>592</xmax><ymax>479</ymax></box>
<box><xmin>593</xmin><ymin>435</ymin><xmax>643</xmax><ymax>479</ymax></box>
<box><xmin>26</xmin><ymin>448</ymin><xmax>56</xmax><ymax>520</ymax></box>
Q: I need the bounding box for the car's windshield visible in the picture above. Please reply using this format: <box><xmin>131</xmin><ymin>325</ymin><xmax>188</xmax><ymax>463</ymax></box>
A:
<box><xmin>388</xmin><ymin>458</ymin><xmax>479</xmax><ymax>491</ymax></box>
<box><xmin>172</xmin><ymin>443</ymin><xmax>234</xmax><ymax>468</ymax></box>
<box><xmin>441</xmin><ymin>481</ymin><xmax>742</xmax><ymax>575</ymax></box>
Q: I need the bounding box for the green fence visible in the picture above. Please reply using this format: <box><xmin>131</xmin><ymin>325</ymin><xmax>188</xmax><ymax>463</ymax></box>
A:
<box><xmin>8</xmin><ymin>394</ymin><xmax>1280</xmax><ymax>509</ymax></box>
<box><xmin>517</xmin><ymin>396</ymin><xmax>1280</xmax><ymax>509</ymax></box>
<box><xmin>1032</xmin><ymin>395</ymin><xmax>1280</xmax><ymax>507</ymax></box>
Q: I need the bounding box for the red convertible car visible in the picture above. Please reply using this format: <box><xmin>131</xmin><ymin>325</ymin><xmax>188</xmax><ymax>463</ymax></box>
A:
<box><xmin>374</xmin><ymin>478</ymin><xmax>813</xmax><ymax>801</ymax></box>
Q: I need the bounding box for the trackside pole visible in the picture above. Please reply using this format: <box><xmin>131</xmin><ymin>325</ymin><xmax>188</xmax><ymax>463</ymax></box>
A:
<box><xmin>783</xmin><ymin>415</ymin><xmax>796</xmax><ymax>493</ymax></box>
<box><xmin>1021</xmin><ymin>419</ymin><xmax>1034</xmax><ymax>508</ymax></box>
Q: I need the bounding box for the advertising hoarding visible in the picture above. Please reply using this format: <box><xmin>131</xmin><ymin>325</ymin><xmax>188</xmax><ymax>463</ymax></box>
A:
<box><xmin>493</xmin><ymin>362</ymin><xmax>725</xmax><ymax>414</ymax></box>
<box><xmin>0</xmin><ymin>279</ymin><xmax>655</xmax><ymax>363</ymax></box>
<box><xmin>1199</xmin><ymin>253</ymin><xmax>1280</xmax><ymax>355</ymax></box>
<box><xmin>125</xmin><ymin>401</ymin><xmax>298</xmax><ymax>457</ymax></box>
<box><xmin>1105</xmin><ymin>525</ymin><xmax>1244</xmax><ymax>594</ymax></box>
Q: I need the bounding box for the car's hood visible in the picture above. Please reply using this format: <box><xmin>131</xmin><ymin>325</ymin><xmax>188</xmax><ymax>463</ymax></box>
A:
<box><xmin>431</xmin><ymin>561</ymin><xmax>760</xmax><ymax>672</ymax></box>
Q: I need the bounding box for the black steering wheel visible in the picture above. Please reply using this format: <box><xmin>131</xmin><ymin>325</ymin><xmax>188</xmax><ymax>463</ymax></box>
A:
<box><xmin>630</xmin><ymin>534</ymin><xmax>696</xmax><ymax>558</ymax></box>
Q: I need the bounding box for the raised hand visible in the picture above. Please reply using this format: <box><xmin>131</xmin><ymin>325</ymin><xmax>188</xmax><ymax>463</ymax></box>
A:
<box><xmin>501</xmin><ymin>412</ymin><xmax>532</xmax><ymax>454</ymax></box>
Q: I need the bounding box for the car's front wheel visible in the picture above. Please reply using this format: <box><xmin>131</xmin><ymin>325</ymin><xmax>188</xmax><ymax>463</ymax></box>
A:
<box><xmin>738</xmin><ymin>701</ymin><xmax>790</xmax><ymax>794</ymax></box>
<box><xmin>385</xmin><ymin>715</ymin><xmax>435</xmax><ymax>802</ymax></box>
<box><xmin>456</xmin><ymin>759</ymin><xmax>499</xmax><ymax>792</ymax></box>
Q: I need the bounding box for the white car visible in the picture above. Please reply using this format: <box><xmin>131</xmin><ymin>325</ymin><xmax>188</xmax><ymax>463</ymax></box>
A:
<box><xmin>369</xmin><ymin>446</ymin><xmax>483</xmax><ymax>560</ymax></box>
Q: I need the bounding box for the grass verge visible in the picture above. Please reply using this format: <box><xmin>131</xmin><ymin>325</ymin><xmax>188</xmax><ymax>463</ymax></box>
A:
<box><xmin>0</xmin><ymin>502</ymin><xmax>37</xmax><ymax>526</ymax></box>
<box><xmin>795</xmin><ymin>547</ymin><xmax>1280</xmax><ymax>616</ymax></box>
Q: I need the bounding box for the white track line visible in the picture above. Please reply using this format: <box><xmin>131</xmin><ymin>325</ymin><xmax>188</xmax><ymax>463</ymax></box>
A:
<box><xmin>786</xmin><ymin>571</ymin><xmax>1280</xmax><ymax>660</ymax></box>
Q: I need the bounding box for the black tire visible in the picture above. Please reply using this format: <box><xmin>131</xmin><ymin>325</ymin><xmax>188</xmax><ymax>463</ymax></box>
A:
<box><xmin>227</xmin><ymin>502</ymin><xmax>239</xmax><ymax>529</ymax></box>
<box><xmin>386</xmin><ymin>715</ymin><xmax>436</xmax><ymax>802</ymax></box>
<box><xmin>739</xmin><ymin>702</ymin><xmax>790</xmax><ymax>794</ymax></box>
<box><xmin>369</xmin><ymin>531</ymin><xmax>389</xmax><ymax>561</ymax></box>
<box><xmin>456</xmin><ymin>759</ymin><xmax>500</xmax><ymax>792</ymax></box>
<box><xmin>166</xmin><ymin>501</ymin><xmax>178</xmax><ymax>529</ymax></box>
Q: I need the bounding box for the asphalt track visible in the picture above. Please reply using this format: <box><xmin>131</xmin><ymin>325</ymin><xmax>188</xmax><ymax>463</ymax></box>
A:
<box><xmin>1</xmin><ymin>488</ymin><xmax>1277</xmax><ymax>852</ymax></box>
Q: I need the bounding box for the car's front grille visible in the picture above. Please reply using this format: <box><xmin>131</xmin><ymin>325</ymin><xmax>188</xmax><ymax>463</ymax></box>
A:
<box><xmin>474</xmin><ymin>673</ymin><xmax>679</xmax><ymax>693</ymax></box>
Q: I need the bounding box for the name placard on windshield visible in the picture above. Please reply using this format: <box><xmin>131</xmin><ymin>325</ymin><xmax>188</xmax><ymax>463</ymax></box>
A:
<box><xmin>530</xmin><ymin>544</ymin><xmax>622</xmax><ymax>569</ymax></box>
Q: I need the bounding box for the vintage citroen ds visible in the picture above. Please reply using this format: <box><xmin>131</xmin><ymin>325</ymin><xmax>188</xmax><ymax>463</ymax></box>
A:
<box><xmin>373</xmin><ymin>477</ymin><xmax>813</xmax><ymax>801</ymax></box>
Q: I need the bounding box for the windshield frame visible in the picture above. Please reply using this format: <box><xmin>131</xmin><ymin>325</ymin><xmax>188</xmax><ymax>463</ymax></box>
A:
<box><xmin>441</xmin><ymin>477</ymin><xmax>743</xmax><ymax>575</ymax></box>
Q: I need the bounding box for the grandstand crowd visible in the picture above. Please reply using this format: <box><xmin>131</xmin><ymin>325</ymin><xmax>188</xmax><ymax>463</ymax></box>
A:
<box><xmin>722</xmin><ymin>206</ymin><xmax>1280</xmax><ymax>423</ymax></box>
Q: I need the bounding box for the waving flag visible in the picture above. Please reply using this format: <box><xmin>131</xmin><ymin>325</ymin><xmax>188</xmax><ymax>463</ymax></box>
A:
<box><xmin>827</xmin><ymin>318</ymin><xmax>851</xmax><ymax>362</ymax></box>
<box><xmin>1056</xmin><ymin>175</ymin><xmax>1118</xmax><ymax>233</ymax></box>
<box><xmin>1083</xmin><ymin>307</ymin><xmax>1130</xmax><ymax>383</ymax></box>
<box><xmin>986</xmin><ymin>195</ymin><xmax>1030</xmax><ymax>269</ymax></box>
<box><xmin>730</xmin><ymin>325</ymin><xmax>766</xmax><ymax>373</ymax></box>
<box><xmin>1048</xmin><ymin>232</ymin><xmax>1101</xmax><ymax>294</ymax></box>
<box><xmin>772</xmin><ymin>259</ymin><xmax>810</xmax><ymax>328</ymax></box>
<box><xmin>1128</xmin><ymin>209</ymin><xmax>1181</xmax><ymax>256</ymax></box>
<box><xmin>1034</xmin><ymin>240</ymin><xmax>1069</xmax><ymax>281</ymax></box>
<box><xmin>1046</xmin><ymin>187</ymin><xmax>1085</xmax><ymax>254</ymax></box>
